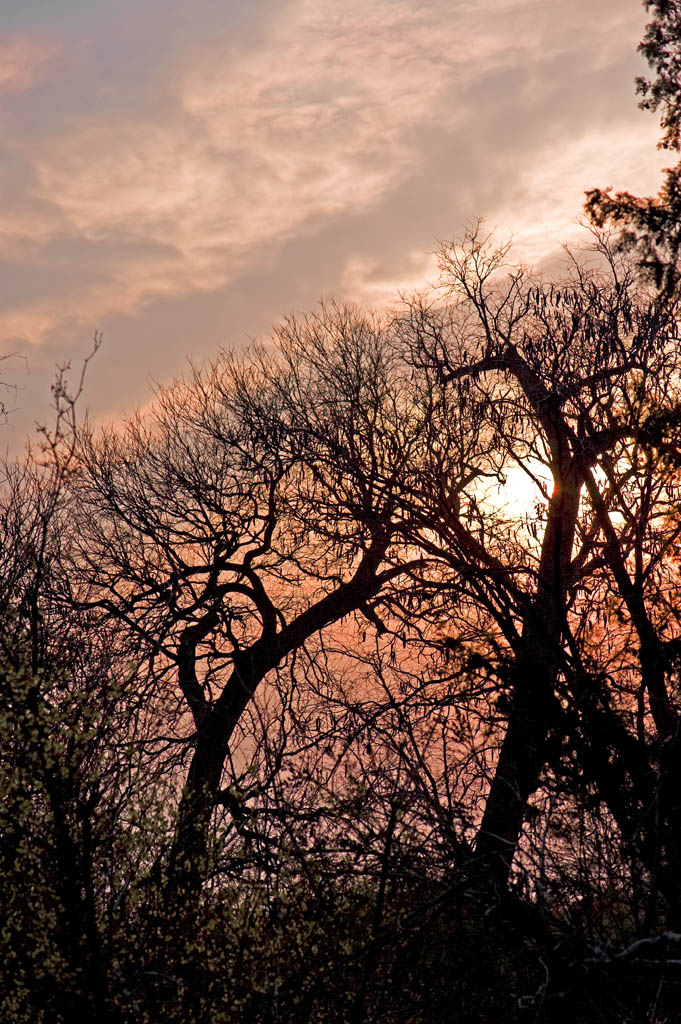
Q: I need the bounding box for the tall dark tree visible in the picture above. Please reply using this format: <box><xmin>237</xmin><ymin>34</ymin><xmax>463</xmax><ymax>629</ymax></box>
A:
<box><xmin>586</xmin><ymin>0</ymin><xmax>681</xmax><ymax>298</ymax></box>
<box><xmin>395</xmin><ymin>226</ymin><xmax>681</xmax><ymax>905</ymax></box>
<box><xmin>72</xmin><ymin>307</ymin><xmax>438</xmax><ymax>922</ymax></box>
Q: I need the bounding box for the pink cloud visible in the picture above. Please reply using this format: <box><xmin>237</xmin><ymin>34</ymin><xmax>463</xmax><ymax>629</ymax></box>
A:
<box><xmin>0</xmin><ymin>34</ymin><xmax>54</xmax><ymax>93</ymax></box>
<box><xmin>0</xmin><ymin>0</ymin><xmax>662</xmax><ymax>356</ymax></box>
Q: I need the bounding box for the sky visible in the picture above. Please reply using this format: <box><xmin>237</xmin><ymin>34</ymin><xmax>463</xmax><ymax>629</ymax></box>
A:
<box><xmin>0</xmin><ymin>0</ymin><xmax>669</xmax><ymax>446</ymax></box>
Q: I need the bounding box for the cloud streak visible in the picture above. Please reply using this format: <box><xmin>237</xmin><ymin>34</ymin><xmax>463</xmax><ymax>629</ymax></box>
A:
<box><xmin>0</xmin><ymin>0</ymin><xmax>667</xmax><ymax>439</ymax></box>
<box><xmin>11</xmin><ymin>1</ymin><xmax>463</xmax><ymax>339</ymax></box>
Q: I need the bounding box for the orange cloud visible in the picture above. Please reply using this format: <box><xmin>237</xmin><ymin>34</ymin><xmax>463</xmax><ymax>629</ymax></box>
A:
<box><xmin>11</xmin><ymin>1</ymin><xmax>462</xmax><ymax>341</ymax></box>
<box><xmin>0</xmin><ymin>0</ymin><xmax>663</xmax><ymax>355</ymax></box>
<box><xmin>492</xmin><ymin>122</ymin><xmax>669</xmax><ymax>268</ymax></box>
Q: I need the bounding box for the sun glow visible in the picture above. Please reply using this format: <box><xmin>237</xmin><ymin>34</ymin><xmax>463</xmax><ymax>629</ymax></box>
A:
<box><xmin>478</xmin><ymin>459</ymin><xmax>553</xmax><ymax>526</ymax></box>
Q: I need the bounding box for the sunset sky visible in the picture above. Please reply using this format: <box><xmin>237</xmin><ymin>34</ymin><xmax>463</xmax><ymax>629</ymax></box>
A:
<box><xmin>0</xmin><ymin>0</ymin><xmax>669</xmax><ymax>444</ymax></box>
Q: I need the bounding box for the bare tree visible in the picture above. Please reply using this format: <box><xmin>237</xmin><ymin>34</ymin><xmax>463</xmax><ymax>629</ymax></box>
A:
<box><xmin>391</xmin><ymin>225</ymin><xmax>681</xmax><ymax>902</ymax></box>
<box><xmin>72</xmin><ymin>305</ymin><xmax>442</xmax><ymax>920</ymax></box>
<box><xmin>8</xmin><ymin>235</ymin><xmax>681</xmax><ymax>1019</ymax></box>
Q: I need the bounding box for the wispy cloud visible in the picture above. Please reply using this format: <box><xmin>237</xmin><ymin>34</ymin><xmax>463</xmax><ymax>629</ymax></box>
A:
<box><xmin>0</xmin><ymin>34</ymin><xmax>54</xmax><ymax>94</ymax></box>
<box><xmin>0</xmin><ymin>0</ymin><xmax>665</xmax><ymax>437</ymax></box>
<box><xmin>12</xmin><ymin>0</ymin><xmax>463</xmax><ymax>342</ymax></box>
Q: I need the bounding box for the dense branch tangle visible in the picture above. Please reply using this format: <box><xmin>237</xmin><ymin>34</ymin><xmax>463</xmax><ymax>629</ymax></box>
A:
<box><xmin>394</xmin><ymin>226</ymin><xmax>681</xmax><ymax>900</ymax></box>
<box><xmin>72</xmin><ymin>306</ymin><xmax>439</xmax><ymax>914</ymax></box>
<box><xmin>69</xmin><ymin>229</ymin><xmax>681</xmax><ymax>929</ymax></box>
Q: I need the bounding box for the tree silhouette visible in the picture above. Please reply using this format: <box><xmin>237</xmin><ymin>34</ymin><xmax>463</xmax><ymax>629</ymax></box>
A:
<box><xmin>586</xmin><ymin>0</ymin><xmax>681</xmax><ymax>299</ymax></box>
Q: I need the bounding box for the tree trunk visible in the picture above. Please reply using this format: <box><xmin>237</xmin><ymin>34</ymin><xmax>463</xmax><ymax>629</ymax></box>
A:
<box><xmin>162</xmin><ymin>540</ymin><xmax>396</xmax><ymax>918</ymax></box>
<box><xmin>473</xmin><ymin>470</ymin><xmax>581</xmax><ymax>892</ymax></box>
<box><xmin>474</xmin><ymin>650</ymin><xmax>559</xmax><ymax>892</ymax></box>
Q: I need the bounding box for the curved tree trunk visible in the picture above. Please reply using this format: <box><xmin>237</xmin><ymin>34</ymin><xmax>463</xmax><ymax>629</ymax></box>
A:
<box><xmin>162</xmin><ymin>540</ymin><xmax>400</xmax><ymax>917</ymax></box>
